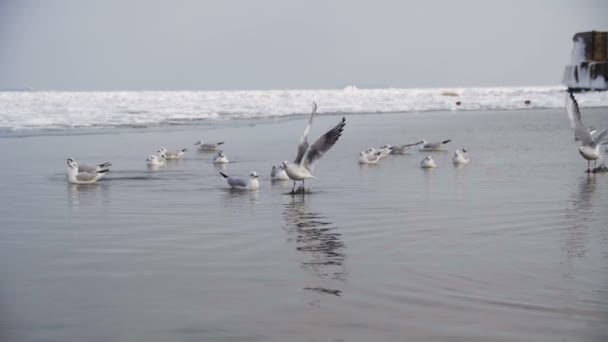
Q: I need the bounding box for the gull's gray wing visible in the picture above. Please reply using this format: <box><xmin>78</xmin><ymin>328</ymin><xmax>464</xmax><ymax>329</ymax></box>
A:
<box><xmin>294</xmin><ymin>102</ymin><xmax>317</xmax><ymax>164</ymax></box>
<box><xmin>76</xmin><ymin>172</ymin><xmax>100</xmax><ymax>182</ymax></box>
<box><xmin>593</xmin><ymin>129</ymin><xmax>608</xmax><ymax>147</ymax></box>
<box><xmin>227</xmin><ymin>177</ymin><xmax>247</xmax><ymax>188</ymax></box>
<box><xmin>567</xmin><ymin>91</ymin><xmax>594</xmax><ymax>146</ymax></box>
<box><xmin>303</xmin><ymin>117</ymin><xmax>346</xmax><ymax>171</ymax></box>
<box><xmin>78</xmin><ymin>164</ymin><xmax>96</xmax><ymax>173</ymax></box>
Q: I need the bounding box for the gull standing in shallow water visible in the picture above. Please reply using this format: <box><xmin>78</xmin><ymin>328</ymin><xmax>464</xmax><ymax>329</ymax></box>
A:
<box><xmin>566</xmin><ymin>90</ymin><xmax>608</xmax><ymax>172</ymax></box>
<box><xmin>67</xmin><ymin>158</ymin><xmax>112</xmax><ymax>173</ymax></box>
<box><xmin>283</xmin><ymin>102</ymin><xmax>346</xmax><ymax>194</ymax></box>
<box><xmin>194</xmin><ymin>140</ymin><xmax>224</xmax><ymax>151</ymax></box>
<box><xmin>219</xmin><ymin>171</ymin><xmax>259</xmax><ymax>190</ymax></box>
<box><xmin>158</xmin><ymin>147</ymin><xmax>188</xmax><ymax>160</ymax></box>
<box><xmin>66</xmin><ymin>159</ymin><xmax>108</xmax><ymax>184</ymax></box>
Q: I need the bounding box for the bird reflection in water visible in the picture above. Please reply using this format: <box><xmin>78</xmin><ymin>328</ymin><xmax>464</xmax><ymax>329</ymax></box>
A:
<box><xmin>67</xmin><ymin>183</ymin><xmax>110</xmax><ymax>211</ymax></box>
<box><xmin>562</xmin><ymin>175</ymin><xmax>597</xmax><ymax>277</ymax></box>
<box><xmin>283</xmin><ymin>197</ymin><xmax>347</xmax><ymax>298</ymax></box>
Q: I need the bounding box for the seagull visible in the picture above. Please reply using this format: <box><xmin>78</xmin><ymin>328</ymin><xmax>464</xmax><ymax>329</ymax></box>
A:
<box><xmin>420</xmin><ymin>139</ymin><xmax>451</xmax><ymax>151</ymax></box>
<box><xmin>377</xmin><ymin>145</ymin><xmax>393</xmax><ymax>159</ymax></box>
<box><xmin>389</xmin><ymin>141</ymin><xmax>424</xmax><ymax>154</ymax></box>
<box><xmin>219</xmin><ymin>171</ymin><xmax>259</xmax><ymax>190</ymax></box>
<box><xmin>66</xmin><ymin>159</ymin><xmax>108</xmax><ymax>184</ymax></box>
<box><xmin>194</xmin><ymin>140</ymin><xmax>224</xmax><ymax>151</ymax></box>
<box><xmin>566</xmin><ymin>90</ymin><xmax>608</xmax><ymax>172</ymax></box>
<box><xmin>283</xmin><ymin>102</ymin><xmax>346</xmax><ymax>194</ymax></box>
<box><xmin>66</xmin><ymin>158</ymin><xmax>112</xmax><ymax>173</ymax></box>
<box><xmin>359</xmin><ymin>150</ymin><xmax>382</xmax><ymax>164</ymax></box>
<box><xmin>157</xmin><ymin>147</ymin><xmax>187</xmax><ymax>160</ymax></box>
<box><xmin>452</xmin><ymin>149</ymin><xmax>470</xmax><ymax>165</ymax></box>
<box><xmin>213</xmin><ymin>151</ymin><xmax>229</xmax><ymax>164</ymax></box>
<box><xmin>420</xmin><ymin>156</ymin><xmax>437</xmax><ymax>168</ymax></box>
<box><xmin>146</xmin><ymin>154</ymin><xmax>166</xmax><ymax>167</ymax></box>
<box><xmin>271</xmin><ymin>164</ymin><xmax>290</xmax><ymax>180</ymax></box>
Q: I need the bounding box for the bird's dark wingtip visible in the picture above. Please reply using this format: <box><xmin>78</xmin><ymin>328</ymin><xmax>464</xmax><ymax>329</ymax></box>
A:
<box><xmin>219</xmin><ymin>172</ymin><xmax>228</xmax><ymax>179</ymax></box>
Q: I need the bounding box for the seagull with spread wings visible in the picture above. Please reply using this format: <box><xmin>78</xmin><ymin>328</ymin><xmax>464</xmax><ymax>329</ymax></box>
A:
<box><xmin>282</xmin><ymin>102</ymin><xmax>346</xmax><ymax>194</ymax></box>
<box><xmin>566</xmin><ymin>90</ymin><xmax>608</xmax><ymax>172</ymax></box>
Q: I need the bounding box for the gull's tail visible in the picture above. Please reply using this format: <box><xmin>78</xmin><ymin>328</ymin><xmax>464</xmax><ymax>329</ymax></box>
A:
<box><xmin>217</xmin><ymin>142</ymin><xmax>224</xmax><ymax>146</ymax></box>
<box><xmin>442</xmin><ymin>139</ymin><xmax>452</xmax><ymax>145</ymax></box>
<box><xmin>219</xmin><ymin>172</ymin><xmax>229</xmax><ymax>179</ymax></box>
<box><xmin>97</xmin><ymin>169</ymin><xmax>110</xmax><ymax>174</ymax></box>
<box><xmin>181</xmin><ymin>148</ymin><xmax>188</xmax><ymax>153</ymax></box>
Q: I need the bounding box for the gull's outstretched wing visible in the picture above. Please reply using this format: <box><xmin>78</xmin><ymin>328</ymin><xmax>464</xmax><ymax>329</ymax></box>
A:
<box><xmin>303</xmin><ymin>117</ymin><xmax>346</xmax><ymax>171</ymax></box>
<box><xmin>294</xmin><ymin>101</ymin><xmax>317</xmax><ymax>164</ymax></box>
<box><xmin>593</xmin><ymin>129</ymin><xmax>608</xmax><ymax>147</ymax></box>
<box><xmin>567</xmin><ymin>91</ymin><xmax>594</xmax><ymax>146</ymax></box>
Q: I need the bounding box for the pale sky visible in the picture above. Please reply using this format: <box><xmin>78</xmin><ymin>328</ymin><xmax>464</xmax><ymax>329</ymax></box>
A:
<box><xmin>0</xmin><ymin>0</ymin><xmax>606</xmax><ymax>90</ymax></box>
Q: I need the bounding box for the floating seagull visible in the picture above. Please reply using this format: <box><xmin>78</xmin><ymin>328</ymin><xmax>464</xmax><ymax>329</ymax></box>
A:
<box><xmin>158</xmin><ymin>147</ymin><xmax>187</xmax><ymax>160</ymax></box>
<box><xmin>359</xmin><ymin>150</ymin><xmax>382</xmax><ymax>164</ymax></box>
<box><xmin>67</xmin><ymin>158</ymin><xmax>111</xmax><ymax>173</ymax></box>
<box><xmin>566</xmin><ymin>91</ymin><xmax>608</xmax><ymax>172</ymax></box>
<box><xmin>452</xmin><ymin>149</ymin><xmax>470</xmax><ymax>165</ymax></box>
<box><xmin>146</xmin><ymin>154</ymin><xmax>166</xmax><ymax>167</ymax></box>
<box><xmin>377</xmin><ymin>145</ymin><xmax>393</xmax><ymax>159</ymax></box>
<box><xmin>66</xmin><ymin>159</ymin><xmax>108</xmax><ymax>184</ymax></box>
<box><xmin>283</xmin><ymin>102</ymin><xmax>346</xmax><ymax>194</ymax></box>
<box><xmin>271</xmin><ymin>164</ymin><xmax>290</xmax><ymax>180</ymax></box>
<box><xmin>219</xmin><ymin>171</ymin><xmax>259</xmax><ymax>190</ymax></box>
<box><xmin>420</xmin><ymin>139</ymin><xmax>451</xmax><ymax>151</ymax></box>
<box><xmin>389</xmin><ymin>141</ymin><xmax>424</xmax><ymax>154</ymax></box>
<box><xmin>213</xmin><ymin>151</ymin><xmax>229</xmax><ymax>164</ymax></box>
<box><xmin>194</xmin><ymin>140</ymin><xmax>224</xmax><ymax>151</ymax></box>
<box><xmin>420</xmin><ymin>156</ymin><xmax>437</xmax><ymax>168</ymax></box>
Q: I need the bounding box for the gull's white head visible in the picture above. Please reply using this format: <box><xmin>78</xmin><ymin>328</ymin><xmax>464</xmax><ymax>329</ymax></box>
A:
<box><xmin>216</xmin><ymin>151</ymin><xmax>225</xmax><ymax>157</ymax></box>
<box><xmin>249</xmin><ymin>171</ymin><xmax>259</xmax><ymax>179</ymax></box>
<box><xmin>147</xmin><ymin>155</ymin><xmax>158</xmax><ymax>162</ymax></box>
<box><xmin>68</xmin><ymin>160</ymin><xmax>79</xmax><ymax>170</ymax></box>
<box><xmin>420</xmin><ymin>140</ymin><xmax>428</xmax><ymax>145</ymax></box>
<box><xmin>194</xmin><ymin>140</ymin><xmax>202</xmax><ymax>145</ymax></box>
<box><xmin>381</xmin><ymin>144</ymin><xmax>391</xmax><ymax>149</ymax></box>
<box><xmin>281</xmin><ymin>160</ymin><xmax>289</xmax><ymax>167</ymax></box>
<box><xmin>158</xmin><ymin>147</ymin><xmax>167</xmax><ymax>153</ymax></box>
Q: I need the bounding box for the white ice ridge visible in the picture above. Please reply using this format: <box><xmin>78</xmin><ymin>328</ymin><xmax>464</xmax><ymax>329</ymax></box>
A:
<box><xmin>0</xmin><ymin>86</ymin><xmax>607</xmax><ymax>130</ymax></box>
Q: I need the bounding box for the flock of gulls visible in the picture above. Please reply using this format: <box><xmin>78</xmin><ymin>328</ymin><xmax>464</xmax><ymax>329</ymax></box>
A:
<box><xmin>66</xmin><ymin>91</ymin><xmax>607</xmax><ymax>191</ymax></box>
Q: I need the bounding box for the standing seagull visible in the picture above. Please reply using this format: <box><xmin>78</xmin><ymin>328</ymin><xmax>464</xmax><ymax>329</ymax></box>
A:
<box><xmin>566</xmin><ymin>90</ymin><xmax>608</xmax><ymax>172</ymax></box>
<box><xmin>283</xmin><ymin>102</ymin><xmax>346</xmax><ymax>194</ymax></box>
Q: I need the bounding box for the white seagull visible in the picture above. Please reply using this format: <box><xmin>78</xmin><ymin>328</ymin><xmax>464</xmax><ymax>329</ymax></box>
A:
<box><xmin>452</xmin><ymin>149</ymin><xmax>470</xmax><ymax>165</ymax></box>
<box><xmin>66</xmin><ymin>159</ymin><xmax>108</xmax><ymax>184</ymax></box>
<box><xmin>420</xmin><ymin>139</ymin><xmax>451</xmax><ymax>151</ymax></box>
<box><xmin>377</xmin><ymin>145</ymin><xmax>393</xmax><ymax>159</ymax></box>
<box><xmin>157</xmin><ymin>147</ymin><xmax>188</xmax><ymax>160</ymax></box>
<box><xmin>359</xmin><ymin>150</ymin><xmax>382</xmax><ymax>164</ymax></box>
<box><xmin>213</xmin><ymin>151</ymin><xmax>229</xmax><ymax>164</ymax></box>
<box><xmin>389</xmin><ymin>141</ymin><xmax>424</xmax><ymax>154</ymax></box>
<box><xmin>146</xmin><ymin>154</ymin><xmax>166</xmax><ymax>167</ymax></box>
<box><xmin>194</xmin><ymin>140</ymin><xmax>224</xmax><ymax>151</ymax></box>
<box><xmin>566</xmin><ymin>90</ymin><xmax>608</xmax><ymax>172</ymax></box>
<box><xmin>420</xmin><ymin>156</ymin><xmax>437</xmax><ymax>168</ymax></box>
<box><xmin>271</xmin><ymin>164</ymin><xmax>290</xmax><ymax>180</ymax></box>
<box><xmin>67</xmin><ymin>158</ymin><xmax>112</xmax><ymax>173</ymax></box>
<box><xmin>283</xmin><ymin>102</ymin><xmax>346</xmax><ymax>193</ymax></box>
<box><xmin>219</xmin><ymin>171</ymin><xmax>259</xmax><ymax>190</ymax></box>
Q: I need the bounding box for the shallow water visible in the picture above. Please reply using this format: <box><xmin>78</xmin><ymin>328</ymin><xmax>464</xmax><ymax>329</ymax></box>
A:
<box><xmin>0</xmin><ymin>109</ymin><xmax>607</xmax><ymax>341</ymax></box>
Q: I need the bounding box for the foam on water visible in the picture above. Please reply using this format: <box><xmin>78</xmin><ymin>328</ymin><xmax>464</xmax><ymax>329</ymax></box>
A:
<box><xmin>0</xmin><ymin>86</ymin><xmax>606</xmax><ymax>130</ymax></box>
